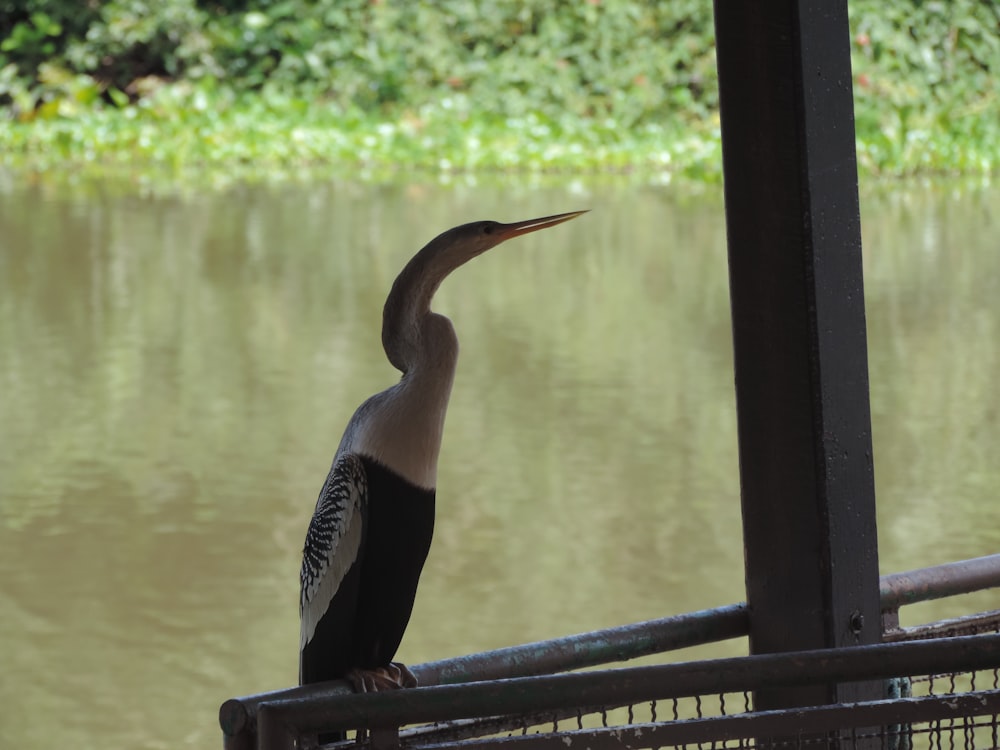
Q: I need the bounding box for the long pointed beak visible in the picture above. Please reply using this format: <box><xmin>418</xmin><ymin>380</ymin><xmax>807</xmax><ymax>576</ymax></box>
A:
<box><xmin>496</xmin><ymin>210</ymin><xmax>588</xmax><ymax>241</ymax></box>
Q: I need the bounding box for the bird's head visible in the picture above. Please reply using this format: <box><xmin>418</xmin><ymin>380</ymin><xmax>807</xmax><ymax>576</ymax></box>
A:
<box><xmin>433</xmin><ymin>210</ymin><xmax>589</xmax><ymax>264</ymax></box>
<box><xmin>382</xmin><ymin>210</ymin><xmax>587</xmax><ymax>372</ymax></box>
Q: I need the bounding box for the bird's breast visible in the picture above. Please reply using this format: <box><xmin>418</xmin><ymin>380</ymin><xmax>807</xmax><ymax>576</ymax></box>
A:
<box><xmin>342</xmin><ymin>318</ymin><xmax>458</xmax><ymax>491</ymax></box>
<box><xmin>346</xmin><ymin>388</ymin><xmax>452</xmax><ymax>491</ymax></box>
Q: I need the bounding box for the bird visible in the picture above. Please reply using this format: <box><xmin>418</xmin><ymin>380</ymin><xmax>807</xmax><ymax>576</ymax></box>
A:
<box><xmin>299</xmin><ymin>210</ymin><xmax>587</xmax><ymax>696</ymax></box>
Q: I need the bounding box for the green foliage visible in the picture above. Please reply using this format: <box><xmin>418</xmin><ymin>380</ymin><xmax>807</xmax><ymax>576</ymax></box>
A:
<box><xmin>63</xmin><ymin>0</ymin><xmax>212</xmax><ymax>85</ymax></box>
<box><xmin>0</xmin><ymin>0</ymin><xmax>997</xmax><ymax>179</ymax></box>
<box><xmin>850</xmin><ymin>0</ymin><xmax>999</xmax><ymax>174</ymax></box>
<box><xmin>0</xmin><ymin>0</ymin><xmax>717</xmax><ymax>119</ymax></box>
<box><xmin>0</xmin><ymin>1</ymin><xmax>98</xmax><ymax>72</ymax></box>
<box><xmin>1</xmin><ymin>12</ymin><xmax>63</xmax><ymax>59</ymax></box>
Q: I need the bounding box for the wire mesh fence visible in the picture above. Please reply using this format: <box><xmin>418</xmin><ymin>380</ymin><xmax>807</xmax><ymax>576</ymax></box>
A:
<box><xmin>343</xmin><ymin>684</ymin><xmax>1000</xmax><ymax>750</ymax></box>
<box><xmin>378</xmin><ymin>690</ymin><xmax>755</xmax><ymax>748</ymax></box>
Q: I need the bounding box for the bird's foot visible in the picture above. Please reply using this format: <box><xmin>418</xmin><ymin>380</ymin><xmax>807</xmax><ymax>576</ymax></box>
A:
<box><xmin>347</xmin><ymin>662</ymin><xmax>418</xmax><ymax>693</ymax></box>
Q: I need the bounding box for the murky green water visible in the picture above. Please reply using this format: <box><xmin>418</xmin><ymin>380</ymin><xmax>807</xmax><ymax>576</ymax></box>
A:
<box><xmin>1</xmin><ymin>174</ymin><xmax>998</xmax><ymax>749</ymax></box>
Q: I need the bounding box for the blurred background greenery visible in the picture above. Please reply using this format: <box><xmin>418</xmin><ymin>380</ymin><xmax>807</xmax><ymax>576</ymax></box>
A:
<box><xmin>1</xmin><ymin>0</ymin><xmax>997</xmax><ymax>181</ymax></box>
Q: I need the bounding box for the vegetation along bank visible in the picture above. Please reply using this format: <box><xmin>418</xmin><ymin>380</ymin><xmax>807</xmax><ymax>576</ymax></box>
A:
<box><xmin>1</xmin><ymin>0</ymin><xmax>997</xmax><ymax>185</ymax></box>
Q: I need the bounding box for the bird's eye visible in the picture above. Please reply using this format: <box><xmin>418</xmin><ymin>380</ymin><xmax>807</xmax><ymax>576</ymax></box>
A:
<box><xmin>481</xmin><ymin>222</ymin><xmax>495</xmax><ymax>235</ymax></box>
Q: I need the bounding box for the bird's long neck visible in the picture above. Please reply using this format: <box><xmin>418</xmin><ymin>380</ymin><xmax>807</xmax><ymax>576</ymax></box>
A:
<box><xmin>382</xmin><ymin>239</ymin><xmax>468</xmax><ymax>374</ymax></box>
<box><xmin>392</xmin><ymin>310</ymin><xmax>458</xmax><ymax>473</ymax></box>
<box><xmin>362</xmin><ymin>240</ymin><xmax>464</xmax><ymax>490</ymax></box>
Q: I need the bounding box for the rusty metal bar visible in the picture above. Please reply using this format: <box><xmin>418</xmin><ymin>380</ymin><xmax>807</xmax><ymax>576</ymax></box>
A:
<box><xmin>411</xmin><ymin>690</ymin><xmax>1000</xmax><ymax>750</ymax></box>
<box><xmin>416</xmin><ymin>602</ymin><xmax>749</xmax><ymax>686</ymax></box>
<box><xmin>220</xmin><ymin>603</ymin><xmax>748</xmax><ymax>739</ymax></box>
<box><xmin>398</xmin><ymin>706</ymin><xmax>609</xmax><ymax>746</ymax></box>
<box><xmin>256</xmin><ymin>703</ymin><xmax>296</xmax><ymax>750</ymax></box>
<box><xmin>884</xmin><ymin>608</ymin><xmax>1000</xmax><ymax>642</ymax></box>
<box><xmin>369</xmin><ymin>727</ymin><xmax>401</xmax><ymax>750</ymax></box>
<box><xmin>402</xmin><ymin>699</ymin><xmax>695</xmax><ymax>746</ymax></box>
<box><xmin>262</xmin><ymin>634</ymin><xmax>1000</xmax><ymax>736</ymax></box>
<box><xmin>880</xmin><ymin>554</ymin><xmax>1000</xmax><ymax>611</ymax></box>
<box><xmin>400</xmin><ymin>713</ymin><xmax>556</xmax><ymax>746</ymax></box>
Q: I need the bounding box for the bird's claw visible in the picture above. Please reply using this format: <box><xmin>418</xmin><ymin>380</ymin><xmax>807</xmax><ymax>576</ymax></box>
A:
<box><xmin>389</xmin><ymin>661</ymin><xmax>418</xmax><ymax>688</ymax></box>
<box><xmin>347</xmin><ymin>662</ymin><xmax>418</xmax><ymax>693</ymax></box>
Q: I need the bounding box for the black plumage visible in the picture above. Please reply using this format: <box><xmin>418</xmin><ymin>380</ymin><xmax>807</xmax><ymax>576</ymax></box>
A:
<box><xmin>300</xmin><ymin>456</ymin><xmax>434</xmax><ymax>685</ymax></box>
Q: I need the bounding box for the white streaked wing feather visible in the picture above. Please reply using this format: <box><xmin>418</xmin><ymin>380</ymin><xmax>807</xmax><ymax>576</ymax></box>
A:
<box><xmin>299</xmin><ymin>453</ymin><xmax>366</xmax><ymax>650</ymax></box>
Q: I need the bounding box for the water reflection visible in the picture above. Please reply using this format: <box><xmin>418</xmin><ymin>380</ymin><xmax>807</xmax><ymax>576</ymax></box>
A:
<box><xmin>0</xmin><ymin>175</ymin><xmax>997</xmax><ymax>749</ymax></box>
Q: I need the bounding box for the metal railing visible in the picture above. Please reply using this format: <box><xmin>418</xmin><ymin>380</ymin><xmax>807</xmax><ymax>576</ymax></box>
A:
<box><xmin>254</xmin><ymin>635</ymin><xmax>1000</xmax><ymax>749</ymax></box>
<box><xmin>220</xmin><ymin>554</ymin><xmax>1000</xmax><ymax>749</ymax></box>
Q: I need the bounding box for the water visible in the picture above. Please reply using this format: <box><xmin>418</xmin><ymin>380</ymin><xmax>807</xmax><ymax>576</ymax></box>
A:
<box><xmin>0</xmin><ymin>174</ymin><xmax>998</xmax><ymax>749</ymax></box>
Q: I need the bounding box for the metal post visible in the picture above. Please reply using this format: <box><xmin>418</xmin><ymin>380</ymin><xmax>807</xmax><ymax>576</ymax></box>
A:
<box><xmin>712</xmin><ymin>0</ymin><xmax>882</xmax><ymax>712</ymax></box>
<box><xmin>257</xmin><ymin>703</ymin><xmax>297</xmax><ymax>750</ymax></box>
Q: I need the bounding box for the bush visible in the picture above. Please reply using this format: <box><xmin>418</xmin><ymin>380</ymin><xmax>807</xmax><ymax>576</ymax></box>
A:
<box><xmin>0</xmin><ymin>0</ymin><xmax>996</xmax><ymax>177</ymax></box>
<box><xmin>0</xmin><ymin>0</ymin><xmax>715</xmax><ymax>120</ymax></box>
<box><xmin>2</xmin><ymin>1</ymin><xmax>996</xmax><ymax>120</ymax></box>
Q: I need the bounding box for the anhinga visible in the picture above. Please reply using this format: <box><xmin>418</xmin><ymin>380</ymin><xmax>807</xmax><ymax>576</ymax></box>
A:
<box><xmin>299</xmin><ymin>210</ymin><xmax>586</xmax><ymax>694</ymax></box>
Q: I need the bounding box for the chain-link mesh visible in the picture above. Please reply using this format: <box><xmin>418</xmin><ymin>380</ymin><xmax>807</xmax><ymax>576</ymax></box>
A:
<box><xmin>357</xmin><ymin>681</ymin><xmax>1000</xmax><ymax>750</ymax></box>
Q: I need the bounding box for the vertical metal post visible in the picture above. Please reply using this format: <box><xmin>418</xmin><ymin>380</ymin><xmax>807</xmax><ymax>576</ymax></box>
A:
<box><xmin>712</xmin><ymin>0</ymin><xmax>883</xmax><ymax>711</ymax></box>
<box><xmin>370</xmin><ymin>727</ymin><xmax>402</xmax><ymax>750</ymax></box>
<box><xmin>257</xmin><ymin>704</ymin><xmax>298</xmax><ymax>750</ymax></box>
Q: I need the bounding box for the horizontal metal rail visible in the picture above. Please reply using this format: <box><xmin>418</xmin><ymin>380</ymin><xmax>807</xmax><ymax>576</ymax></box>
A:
<box><xmin>256</xmin><ymin>634</ymin><xmax>1000</xmax><ymax>746</ymax></box>
<box><xmin>879</xmin><ymin>553</ymin><xmax>1000</xmax><ymax>610</ymax></box>
<box><xmin>417</xmin><ymin>602</ymin><xmax>750</xmax><ymax>687</ymax></box>
<box><xmin>221</xmin><ymin>554</ymin><xmax>1000</xmax><ymax>747</ymax></box>
<box><xmin>221</xmin><ymin>604</ymin><xmax>749</xmax><ymax>738</ymax></box>
<box><xmin>884</xmin><ymin>607</ymin><xmax>1000</xmax><ymax>642</ymax></box>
